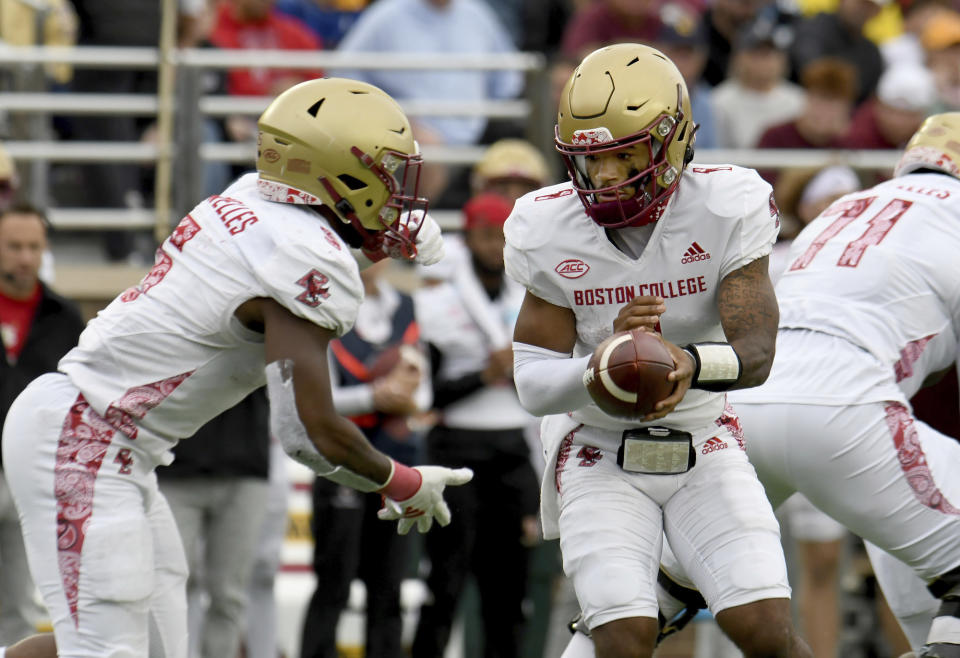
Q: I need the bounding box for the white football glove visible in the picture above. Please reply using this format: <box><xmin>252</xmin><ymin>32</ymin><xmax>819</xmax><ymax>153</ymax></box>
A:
<box><xmin>410</xmin><ymin>211</ymin><xmax>444</xmax><ymax>265</ymax></box>
<box><xmin>377</xmin><ymin>465</ymin><xmax>474</xmax><ymax>534</ymax></box>
<box><xmin>360</xmin><ymin>211</ymin><xmax>444</xmax><ymax>265</ymax></box>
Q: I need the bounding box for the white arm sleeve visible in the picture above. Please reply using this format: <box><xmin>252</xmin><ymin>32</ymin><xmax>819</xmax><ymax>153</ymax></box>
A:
<box><xmin>266</xmin><ymin>360</ymin><xmax>384</xmax><ymax>492</ymax></box>
<box><xmin>513</xmin><ymin>341</ymin><xmax>593</xmax><ymax>417</ymax></box>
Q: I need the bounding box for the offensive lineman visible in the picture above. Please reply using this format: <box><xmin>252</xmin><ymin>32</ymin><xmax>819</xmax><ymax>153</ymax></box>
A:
<box><xmin>0</xmin><ymin>78</ymin><xmax>472</xmax><ymax>658</ymax></box>
<box><xmin>719</xmin><ymin>113</ymin><xmax>960</xmax><ymax>656</ymax></box>
<box><xmin>504</xmin><ymin>44</ymin><xmax>812</xmax><ymax>657</ymax></box>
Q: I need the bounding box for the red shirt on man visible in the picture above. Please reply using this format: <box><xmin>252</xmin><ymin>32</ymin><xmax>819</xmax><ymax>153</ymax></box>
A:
<box><xmin>0</xmin><ymin>283</ymin><xmax>41</xmax><ymax>363</ymax></box>
<box><xmin>837</xmin><ymin>100</ymin><xmax>896</xmax><ymax>150</ymax></box>
<box><xmin>210</xmin><ymin>1</ymin><xmax>323</xmax><ymax>97</ymax></box>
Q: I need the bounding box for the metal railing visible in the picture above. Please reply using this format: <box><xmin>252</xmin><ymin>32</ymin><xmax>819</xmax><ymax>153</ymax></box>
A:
<box><xmin>0</xmin><ymin>43</ymin><xmax>903</xmax><ymax>238</ymax></box>
<box><xmin>0</xmin><ymin>44</ymin><xmax>551</xmax><ymax>238</ymax></box>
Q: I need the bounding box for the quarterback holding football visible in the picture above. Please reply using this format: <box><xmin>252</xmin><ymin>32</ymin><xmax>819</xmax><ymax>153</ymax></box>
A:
<box><xmin>505</xmin><ymin>43</ymin><xmax>812</xmax><ymax>658</ymax></box>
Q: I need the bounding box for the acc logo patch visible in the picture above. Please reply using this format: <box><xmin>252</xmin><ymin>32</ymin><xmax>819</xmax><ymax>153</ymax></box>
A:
<box><xmin>295</xmin><ymin>269</ymin><xmax>331</xmax><ymax>307</ymax></box>
<box><xmin>555</xmin><ymin>259</ymin><xmax>590</xmax><ymax>279</ymax></box>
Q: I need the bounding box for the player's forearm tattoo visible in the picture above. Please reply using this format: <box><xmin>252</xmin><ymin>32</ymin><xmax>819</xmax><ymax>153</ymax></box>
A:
<box><xmin>717</xmin><ymin>256</ymin><xmax>779</xmax><ymax>389</ymax></box>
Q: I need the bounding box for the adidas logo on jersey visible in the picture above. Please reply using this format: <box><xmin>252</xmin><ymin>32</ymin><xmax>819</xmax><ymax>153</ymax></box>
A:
<box><xmin>701</xmin><ymin>437</ymin><xmax>728</xmax><ymax>455</ymax></box>
<box><xmin>681</xmin><ymin>242</ymin><xmax>711</xmax><ymax>264</ymax></box>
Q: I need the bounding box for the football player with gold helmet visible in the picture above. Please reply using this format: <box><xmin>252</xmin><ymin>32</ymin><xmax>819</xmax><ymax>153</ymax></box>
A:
<box><xmin>0</xmin><ymin>78</ymin><xmax>469</xmax><ymax>658</ymax></box>
<box><xmin>504</xmin><ymin>44</ymin><xmax>812</xmax><ymax>658</ymax></box>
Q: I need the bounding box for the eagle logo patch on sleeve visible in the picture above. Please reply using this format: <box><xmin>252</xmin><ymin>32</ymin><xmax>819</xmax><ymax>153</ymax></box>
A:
<box><xmin>295</xmin><ymin>269</ymin><xmax>331</xmax><ymax>307</ymax></box>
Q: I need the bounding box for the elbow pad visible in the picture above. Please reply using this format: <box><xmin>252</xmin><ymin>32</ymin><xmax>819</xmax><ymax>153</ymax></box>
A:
<box><xmin>265</xmin><ymin>360</ymin><xmax>383</xmax><ymax>492</ymax></box>
<box><xmin>512</xmin><ymin>342</ymin><xmax>592</xmax><ymax>416</ymax></box>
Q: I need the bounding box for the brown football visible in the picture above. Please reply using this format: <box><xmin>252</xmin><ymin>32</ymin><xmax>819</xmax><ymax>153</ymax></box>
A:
<box><xmin>584</xmin><ymin>329</ymin><xmax>676</xmax><ymax>418</ymax></box>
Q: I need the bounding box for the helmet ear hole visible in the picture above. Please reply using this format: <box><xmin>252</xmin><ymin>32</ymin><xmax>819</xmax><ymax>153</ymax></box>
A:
<box><xmin>365</xmin><ymin>199</ymin><xmax>374</xmax><ymax>207</ymax></box>
<box><xmin>338</xmin><ymin>174</ymin><xmax>368</xmax><ymax>191</ymax></box>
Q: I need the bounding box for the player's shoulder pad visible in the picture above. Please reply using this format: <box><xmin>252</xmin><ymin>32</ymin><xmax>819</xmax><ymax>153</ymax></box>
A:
<box><xmin>220</xmin><ymin>175</ymin><xmax>352</xmax><ymax>259</ymax></box>
<box><xmin>505</xmin><ymin>182</ymin><xmax>577</xmax><ymax>251</ymax></box>
<box><xmin>683</xmin><ymin>164</ymin><xmax>773</xmax><ymax>220</ymax></box>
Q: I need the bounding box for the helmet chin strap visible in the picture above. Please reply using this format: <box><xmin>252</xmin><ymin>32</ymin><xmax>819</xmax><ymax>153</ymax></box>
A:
<box><xmin>316</xmin><ymin>176</ymin><xmax>419</xmax><ymax>258</ymax></box>
<box><xmin>317</xmin><ymin>176</ymin><xmax>379</xmax><ymax>245</ymax></box>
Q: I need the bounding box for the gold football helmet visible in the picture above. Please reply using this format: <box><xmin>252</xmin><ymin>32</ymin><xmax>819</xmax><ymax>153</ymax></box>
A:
<box><xmin>894</xmin><ymin>112</ymin><xmax>960</xmax><ymax>179</ymax></box>
<box><xmin>472</xmin><ymin>138</ymin><xmax>550</xmax><ymax>191</ymax></box>
<box><xmin>555</xmin><ymin>44</ymin><xmax>697</xmax><ymax>228</ymax></box>
<box><xmin>257</xmin><ymin>78</ymin><xmax>427</xmax><ymax>248</ymax></box>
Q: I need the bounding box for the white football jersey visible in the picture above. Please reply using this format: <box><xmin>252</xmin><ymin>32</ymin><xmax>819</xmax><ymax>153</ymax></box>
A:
<box><xmin>504</xmin><ymin>165</ymin><xmax>780</xmax><ymax>432</ymax></box>
<box><xmin>736</xmin><ymin>172</ymin><xmax>960</xmax><ymax>405</ymax></box>
<box><xmin>59</xmin><ymin>173</ymin><xmax>364</xmax><ymax>461</ymax></box>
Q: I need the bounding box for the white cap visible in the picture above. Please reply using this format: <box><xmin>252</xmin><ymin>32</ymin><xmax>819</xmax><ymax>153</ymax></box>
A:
<box><xmin>800</xmin><ymin>165</ymin><xmax>860</xmax><ymax>206</ymax></box>
<box><xmin>877</xmin><ymin>65</ymin><xmax>937</xmax><ymax>112</ymax></box>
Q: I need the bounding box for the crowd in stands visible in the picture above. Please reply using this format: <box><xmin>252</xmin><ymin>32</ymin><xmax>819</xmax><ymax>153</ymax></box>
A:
<box><xmin>4</xmin><ymin>0</ymin><xmax>959</xmax><ymax>256</ymax></box>
<box><xmin>2</xmin><ymin>1</ymin><xmax>960</xmax><ymax>657</ymax></box>
<box><xmin>4</xmin><ymin>0</ymin><xmax>960</xmax><ymax>258</ymax></box>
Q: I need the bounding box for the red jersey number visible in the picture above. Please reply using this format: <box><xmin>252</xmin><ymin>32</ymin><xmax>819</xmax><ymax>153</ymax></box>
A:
<box><xmin>788</xmin><ymin>197</ymin><xmax>912</xmax><ymax>271</ymax></box>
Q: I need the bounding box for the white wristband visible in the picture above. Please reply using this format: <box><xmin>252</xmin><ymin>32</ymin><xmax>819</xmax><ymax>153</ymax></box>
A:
<box><xmin>683</xmin><ymin>342</ymin><xmax>742</xmax><ymax>391</ymax></box>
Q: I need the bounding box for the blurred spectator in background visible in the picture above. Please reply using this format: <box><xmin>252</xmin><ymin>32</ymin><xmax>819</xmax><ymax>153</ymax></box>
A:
<box><xmin>780</xmin><ymin>494</ymin><xmax>851</xmax><ymax>658</ymax></box>
<box><xmin>702</xmin><ymin>0</ymin><xmax>786</xmax><ymax>85</ymax></box>
<box><xmin>300</xmin><ymin>257</ymin><xmax>430</xmax><ymax>658</ymax></box>
<box><xmin>435</xmin><ymin>135</ymin><xmax>551</xmax><ymax>213</ymax></box>
<box><xmin>412</xmin><ymin>193</ymin><xmax>539</xmax><ymax>658</ymax></box>
<box><xmin>274</xmin><ymin>0</ymin><xmax>369</xmax><ymax>48</ymax></box>
<box><xmin>209</xmin><ymin>0</ymin><xmax>323</xmax><ymax>156</ymax></box>
<box><xmin>336</xmin><ymin>0</ymin><xmax>523</xmax><ymax>203</ymax></box>
<box><xmin>0</xmin><ymin>204</ymin><xmax>84</xmax><ymax>647</ymax></box>
<box><xmin>757</xmin><ymin>58</ymin><xmax>858</xmax><ymax>184</ymax></box>
<box><xmin>712</xmin><ymin>13</ymin><xmax>805</xmax><ymax>148</ymax></box>
<box><xmin>773</xmin><ymin>164</ymin><xmax>863</xmax><ymax>244</ymax></box>
<box><xmin>469</xmin><ymin>138</ymin><xmax>560</xmax><ymax>657</ymax></box>
<box><xmin>471</xmin><ymin>137</ymin><xmax>552</xmax><ymax>200</ymax></box>
<box><xmin>158</xmin><ymin>390</ymin><xmax>271</xmax><ymax>658</ymax></box>
<box><xmin>522</xmin><ymin>0</ymin><xmax>574</xmax><ymax>55</ymax></box>
<box><xmin>790</xmin><ymin>0</ymin><xmax>888</xmax><ymax>103</ymax></box>
<box><xmin>0</xmin><ymin>145</ymin><xmax>18</xmax><ymax>211</ymax></box>
<box><xmin>560</xmin><ymin>0</ymin><xmax>664</xmax><ymax>59</ymax></box>
<box><xmin>179</xmin><ymin>0</ymin><xmax>215</xmax><ymax>48</ymax></box>
<box><xmin>242</xmin><ymin>437</ymin><xmax>289</xmax><ymax>658</ymax></box>
<box><xmin>210</xmin><ymin>0</ymin><xmax>323</xmax><ymax>97</ymax></box>
<box><xmin>656</xmin><ymin>5</ymin><xmax>718</xmax><ymax>148</ymax></box>
<box><xmin>839</xmin><ymin>63</ymin><xmax>936</xmax><ymax>152</ymax></box>
<box><xmin>66</xmin><ymin>0</ymin><xmax>170</xmax><ymax>262</ymax></box>
<box><xmin>420</xmin><ymin>138</ymin><xmax>552</xmax><ymax>292</ymax></box>
<box><xmin>881</xmin><ymin>0</ymin><xmax>952</xmax><ymax>69</ymax></box>
<box><xmin>921</xmin><ymin>9</ymin><xmax>960</xmax><ymax>111</ymax></box>
<box><xmin>0</xmin><ymin>0</ymin><xmax>76</xmax><ymax>85</ymax></box>
<box><xmin>0</xmin><ymin>145</ymin><xmax>54</xmax><ymax>284</ymax></box>
<box><xmin>0</xmin><ymin>0</ymin><xmax>77</xmax><ymax>144</ymax></box>
<box><xmin>484</xmin><ymin>0</ymin><xmax>528</xmax><ymax>48</ymax></box>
